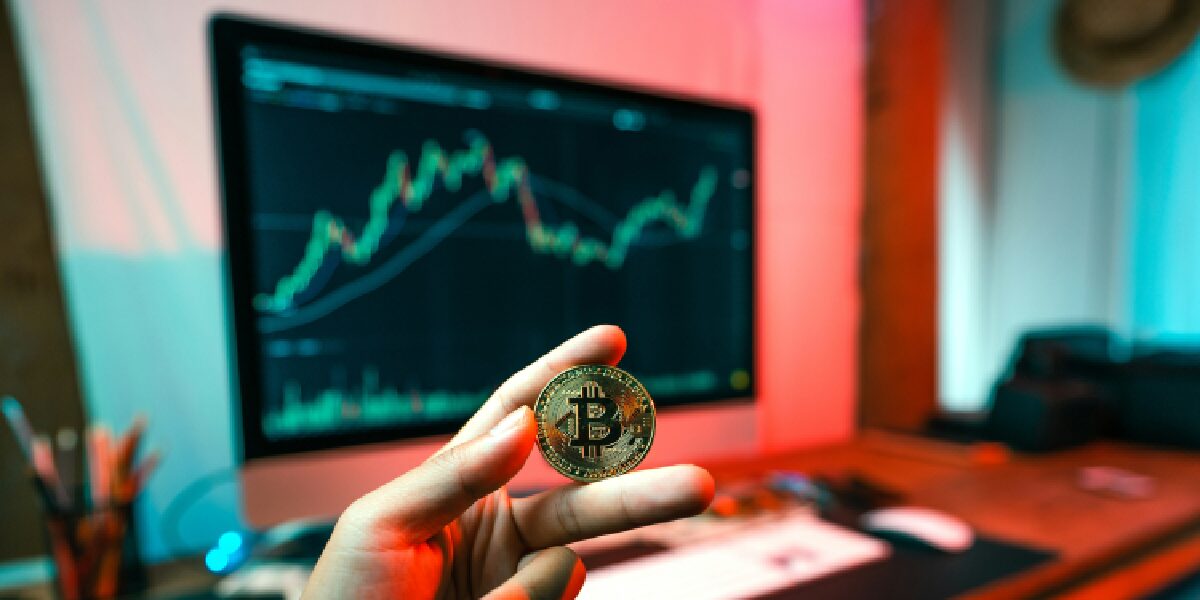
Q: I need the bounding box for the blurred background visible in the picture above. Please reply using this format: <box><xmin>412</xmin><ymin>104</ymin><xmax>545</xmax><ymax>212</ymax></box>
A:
<box><xmin>1</xmin><ymin>0</ymin><xmax>1198</xmax><ymax>598</ymax></box>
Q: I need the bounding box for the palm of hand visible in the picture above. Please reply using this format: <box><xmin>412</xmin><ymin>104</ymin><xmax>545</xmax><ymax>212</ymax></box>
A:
<box><xmin>432</xmin><ymin>490</ymin><xmax>533</xmax><ymax>598</ymax></box>
<box><xmin>336</xmin><ymin>489</ymin><xmax>570</xmax><ymax>599</ymax></box>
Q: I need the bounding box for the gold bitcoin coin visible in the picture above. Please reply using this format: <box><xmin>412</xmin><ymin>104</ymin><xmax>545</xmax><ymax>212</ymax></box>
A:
<box><xmin>534</xmin><ymin>365</ymin><xmax>656</xmax><ymax>482</ymax></box>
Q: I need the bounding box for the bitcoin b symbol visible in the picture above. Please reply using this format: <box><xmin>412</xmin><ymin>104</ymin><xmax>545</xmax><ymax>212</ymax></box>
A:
<box><xmin>568</xmin><ymin>381</ymin><xmax>622</xmax><ymax>459</ymax></box>
<box><xmin>535</xmin><ymin>365</ymin><xmax>656</xmax><ymax>482</ymax></box>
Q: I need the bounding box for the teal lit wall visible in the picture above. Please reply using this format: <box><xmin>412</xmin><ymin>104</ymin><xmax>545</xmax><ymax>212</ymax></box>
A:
<box><xmin>940</xmin><ymin>0</ymin><xmax>1200</xmax><ymax>412</ymax></box>
<box><xmin>1130</xmin><ymin>38</ymin><xmax>1200</xmax><ymax>341</ymax></box>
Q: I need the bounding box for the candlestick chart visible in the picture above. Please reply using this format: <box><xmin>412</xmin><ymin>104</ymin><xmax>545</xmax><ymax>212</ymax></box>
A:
<box><xmin>231</xmin><ymin>49</ymin><xmax>753</xmax><ymax>448</ymax></box>
<box><xmin>251</xmin><ymin>131</ymin><xmax>729</xmax><ymax>438</ymax></box>
<box><xmin>254</xmin><ymin>133</ymin><xmax>718</xmax><ymax>317</ymax></box>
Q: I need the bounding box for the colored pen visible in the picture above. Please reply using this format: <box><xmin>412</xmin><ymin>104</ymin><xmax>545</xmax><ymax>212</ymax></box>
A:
<box><xmin>87</xmin><ymin>425</ymin><xmax>113</xmax><ymax>510</ymax></box>
<box><xmin>32</xmin><ymin>434</ymin><xmax>70</xmax><ymax>510</ymax></box>
<box><xmin>56</xmin><ymin>427</ymin><xmax>79</xmax><ymax>505</ymax></box>
<box><xmin>2</xmin><ymin>396</ymin><xmax>35</xmax><ymax>461</ymax></box>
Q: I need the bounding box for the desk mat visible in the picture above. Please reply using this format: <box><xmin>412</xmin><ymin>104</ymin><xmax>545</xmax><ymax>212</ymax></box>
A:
<box><xmin>577</xmin><ymin>534</ymin><xmax>1055</xmax><ymax>600</ymax></box>
<box><xmin>753</xmin><ymin>535</ymin><xmax>1054</xmax><ymax>599</ymax></box>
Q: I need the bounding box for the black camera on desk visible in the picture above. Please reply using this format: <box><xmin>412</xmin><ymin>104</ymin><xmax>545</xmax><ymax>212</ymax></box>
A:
<box><xmin>1120</xmin><ymin>349</ymin><xmax>1200</xmax><ymax>448</ymax></box>
<box><xmin>985</xmin><ymin>326</ymin><xmax>1200</xmax><ymax>452</ymax></box>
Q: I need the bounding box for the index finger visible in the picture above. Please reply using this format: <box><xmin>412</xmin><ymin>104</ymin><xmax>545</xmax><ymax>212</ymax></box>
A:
<box><xmin>444</xmin><ymin>325</ymin><xmax>626</xmax><ymax>449</ymax></box>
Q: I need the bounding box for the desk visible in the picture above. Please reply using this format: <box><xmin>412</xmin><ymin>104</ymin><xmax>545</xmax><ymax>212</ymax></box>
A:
<box><xmin>704</xmin><ymin>431</ymin><xmax>1200</xmax><ymax>598</ymax></box>
<box><xmin>4</xmin><ymin>433</ymin><xmax>1200</xmax><ymax>599</ymax></box>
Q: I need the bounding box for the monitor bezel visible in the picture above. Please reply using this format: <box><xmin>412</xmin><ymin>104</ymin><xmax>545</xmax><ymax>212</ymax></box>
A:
<box><xmin>209</xmin><ymin>13</ymin><xmax>757</xmax><ymax>463</ymax></box>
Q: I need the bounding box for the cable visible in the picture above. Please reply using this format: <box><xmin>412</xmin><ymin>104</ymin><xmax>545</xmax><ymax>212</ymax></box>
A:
<box><xmin>160</xmin><ymin>466</ymin><xmax>239</xmax><ymax>556</ymax></box>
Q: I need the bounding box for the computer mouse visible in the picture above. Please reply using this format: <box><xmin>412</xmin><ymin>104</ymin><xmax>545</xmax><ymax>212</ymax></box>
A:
<box><xmin>860</xmin><ymin>506</ymin><xmax>974</xmax><ymax>553</ymax></box>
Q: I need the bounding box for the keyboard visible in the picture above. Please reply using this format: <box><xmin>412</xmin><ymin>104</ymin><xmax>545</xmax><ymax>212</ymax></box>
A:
<box><xmin>573</xmin><ymin>510</ymin><xmax>889</xmax><ymax>600</ymax></box>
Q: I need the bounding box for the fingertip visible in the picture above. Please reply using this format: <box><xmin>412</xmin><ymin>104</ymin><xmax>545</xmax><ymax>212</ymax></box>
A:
<box><xmin>564</xmin><ymin>552</ymin><xmax>587</xmax><ymax>600</ymax></box>
<box><xmin>674</xmin><ymin>464</ymin><xmax>717</xmax><ymax>513</ymax></box>
<box><xmin>496</xmin><ymin>547</ymin><xmax>586</xmax><ymax>600</ymax></box>
<box><xmin>491</xmin><ymin>404</ymin><xmax>534</xmax><ymax>437</ymax></box>
<box><xmin>587</xmin><ymin>323</ymin><xmax>626</xmax><ymax>347</ymax></box>
<box><xmin>490</xmin><ymin>406</ymin><xmax>537</xmax><ymax>474</ymax></box>
<box><xmin>516</xmin><ymin>403</ymin><xmax>535</xmax><ymax>428</ymax></box>
<box><xmin>583</xmin><ymin>324</ymin><xmax>626</xmax><ymax>364</ymax></box>
<box><xmin>516</xmin><ymin>409</ymin><xmax>538</xmax><ymax>462</ymax></box>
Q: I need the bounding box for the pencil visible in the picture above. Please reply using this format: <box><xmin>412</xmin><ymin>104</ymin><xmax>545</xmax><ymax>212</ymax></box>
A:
<box><xmin>87</xmin><ymin>426</ymin><xmax>113</xmax><ymax>510</ymax></box>
<box><xmin>115</xmin><ymin>415</ymin><xmax>146</xmax><ymax>481</ymax></box>
<box><xmin>2</xmin><ymin>396</ymin><xmax>35</xmax><ymax>461</ymax></box>
<box><xmin>121</xmin><ymin>450</ymin><xmax>159</xmax><ymax>503</ymax></box>
<box><xmin>32</xmin><ymin>434</ymin><xmax>71</xmax><ymax>509</ymax></box>
<box><xmin>56</xmin><ymin>427</ymin><xmax>79</xmax><ymax>505</ymax></box>
<box><xmin>29</xmin><ymin>468</ymin><xmax>62</xmax><ymax>514</ymax></box>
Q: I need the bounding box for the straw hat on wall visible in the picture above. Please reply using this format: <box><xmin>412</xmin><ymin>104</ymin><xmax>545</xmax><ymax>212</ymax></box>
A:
<box><xmin>1056</xmin><ymin>0</ymin><xmax>1200</xmax><ymax>87</ymax></box>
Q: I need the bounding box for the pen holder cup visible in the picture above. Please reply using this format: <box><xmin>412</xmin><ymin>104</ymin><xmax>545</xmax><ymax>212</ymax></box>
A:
<box><xmin>38</xmin><ymin>490</ymin><xmax>146</xmax><ymax>600</ymax></box>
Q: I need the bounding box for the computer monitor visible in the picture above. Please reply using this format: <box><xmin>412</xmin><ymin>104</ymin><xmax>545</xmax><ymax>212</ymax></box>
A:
<box><xmin>211</xmin><ymin>15</ymin><xmax>757</xmax><ymax>526</ymax></box>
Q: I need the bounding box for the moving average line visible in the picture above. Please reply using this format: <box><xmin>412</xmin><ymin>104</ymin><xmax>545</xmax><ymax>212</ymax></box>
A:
<box><xmin>254</xmin><ymin>132</ymin><xmax>718</xmax><ymax>315</ymax></box>
<box><xmin>258</xmin><ymin>190</ymin><xmax>491</xmax><ymax>333</ymax></box>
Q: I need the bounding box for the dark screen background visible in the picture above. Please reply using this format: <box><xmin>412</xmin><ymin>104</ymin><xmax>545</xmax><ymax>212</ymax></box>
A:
<box><xmin>230</xmin><ymin>39</ymin><xmax>753</xmax><ymax>455</ymax></box>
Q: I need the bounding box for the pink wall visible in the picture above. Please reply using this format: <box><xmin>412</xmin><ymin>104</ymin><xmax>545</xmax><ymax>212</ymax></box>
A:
<box><xmin>13</xmin><ymin>0</ymin><xmax>861</xmax><ymax>556</ymax></box>
<box><xmin>756</xmin><ymin>1</ymin><xmax>862</xmax><ymax>450</ymax></box>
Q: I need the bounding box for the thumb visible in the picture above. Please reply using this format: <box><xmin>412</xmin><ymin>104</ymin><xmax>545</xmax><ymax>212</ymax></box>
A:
<box><xmin>353</xmin><ymin>406</ymin><xmax>535</xmax><ymax>543</ymax></box>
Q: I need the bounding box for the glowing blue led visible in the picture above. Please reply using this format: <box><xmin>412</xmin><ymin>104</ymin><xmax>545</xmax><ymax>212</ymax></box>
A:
<box><xmin>218</xmin><ymin>531</ymin><xmax>244</xmax><ymax>554</ymax></box>
<box><xmin>205</xmin><ymin>548</ymin><xmax>229</xmax><ymax>573</ymax></box>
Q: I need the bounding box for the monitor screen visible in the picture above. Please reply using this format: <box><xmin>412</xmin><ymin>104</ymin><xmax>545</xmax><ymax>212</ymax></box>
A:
<box><xmin>212</xmin><ymin>16</ymin><xmax>755</xmax><ymax>461</ymax></box>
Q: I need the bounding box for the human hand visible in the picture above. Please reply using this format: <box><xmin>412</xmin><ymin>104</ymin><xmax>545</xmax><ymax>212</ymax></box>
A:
<box><xmin>303</xmin><ymin>326</ymin><xmax>715</xmax><ymax>599</ymax></box>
